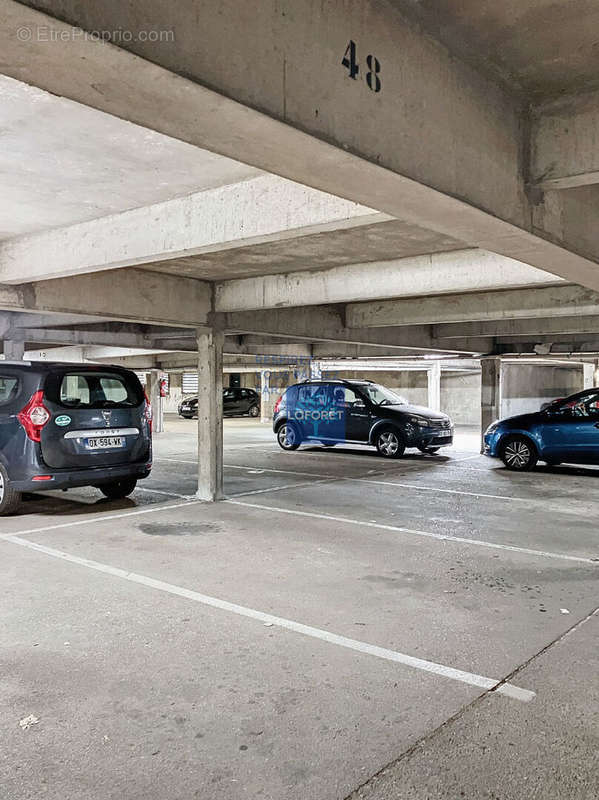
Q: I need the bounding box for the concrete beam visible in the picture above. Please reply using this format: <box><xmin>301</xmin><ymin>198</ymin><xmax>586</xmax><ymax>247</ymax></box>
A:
<box><xmin>347</xmin><ymin>285</ymin><xmax>599</xmax><ymax>329</ymax></box>
<box><xmin>0</xmin><ymin>270</ymin><xmax>210</xmax><ymax>327</ymax></box>
<box><xmin>85</xmin><ymin>338</ymin><xmax>313</xmax><ymax>363</ymax></box>
<box><xmin>3</xmin><ymin>339</ymin><xmax>24</xmax><ymax>360</ymax></box>
<box><xmin>0</xmin><ymin>174</ymin><xmax>384</xmax><ymax>283</ymax></box>
<box><xmin>496</xmin><ymin>340</ymin><xmax>599</xmax><ymax>356</ymax></box>
<box><xmin>5</xmin><ymin>0</ymin><xmax>599</xmax><ymax>292</ymax></box>
<box><xmin>215</xmin><ymin>250</ymin><xmax>561</xmax><ymax>312</ymax></box>
<box><xmin>317</xmin><ymin>358</ymin><xmax>480</xmax><ymax>372</ymax></box>
<box><xmin>13</xmin><ymin>327</ymin><xmax>156</xmax><ymax>349</ymax></box>
<box><xmin>220</xmin><ymin>307</ymin><xmax>485</xmax><ymax>354</ymax></box>
<box><xmin>532</xmin><ymin>91</ymin><xmax>599</xmax><ymax>190</ymax></box>
<box><xmin>9</xmin><ymin>312</ymin><xmax>107</xmax><ymax>328</ymax></box>
<box><xmin>434</xmin><ymin>316</ymin><xmax>599</xmax><ymax>340</ymax></box>
<box><xmin>22</xmin><ymin>345</ymin><xmax>174</xmax><ymax>362</ymax></box>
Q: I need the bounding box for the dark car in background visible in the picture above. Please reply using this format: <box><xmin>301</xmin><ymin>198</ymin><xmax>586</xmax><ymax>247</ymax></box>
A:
<box><xmin>484</xmin><ymin>387</ymin><xmax>599</xmax><ymax>471</ymax></box>
<box><xmin>272</xmin><ymin>379</ymin><xmax>453</xmax><ymax>457</ymax></box>
<box><xmin>0</xmin><ymin>362</ymin><xmax>152</xmax><ymax>515</ymax></box>
<box><xmin>179</xmin><ymin>387</ymin><xmax>260</xmax><ymax>419</ymax></box>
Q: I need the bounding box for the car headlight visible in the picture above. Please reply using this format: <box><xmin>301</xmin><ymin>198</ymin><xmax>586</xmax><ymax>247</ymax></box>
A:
<box><xmin>408</xmin><ymin>416</ymin><xmax>432</xmax><ymax>427</ymax></box>
<box><xmin>485</xmin><ymin>420</ymin><xmax>500</xmax><ymax>435</ymax></box>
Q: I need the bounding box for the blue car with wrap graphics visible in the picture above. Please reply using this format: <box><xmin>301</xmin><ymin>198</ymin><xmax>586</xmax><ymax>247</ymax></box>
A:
<box><xmin>0</xmin><ymin>362</ymin><xmax>152</xmax><ymax>515</ymax></box>
<box><xmin>484</xmin><ymin>387</ymin><xmax>599</xmax><ymax>471</ymax></box>
<box><xmin>273</xmin><ymin>379</ymin><xmax>453</xmax><ymax>458</ymax></box>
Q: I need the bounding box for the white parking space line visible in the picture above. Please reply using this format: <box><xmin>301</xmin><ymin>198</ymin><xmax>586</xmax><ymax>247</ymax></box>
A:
<box><xmin>0</xmin><ymin>532</ymin><xmax>534</xmax><ymax>703</ymax></box>
<box><xmin>225</xmin><ymin>463</ymin><xmax>334</xmax><ymax>479</ymax></box>
<box><xmin>226</xmin><ymin>500</ymin><xmax>599</xmax><ymax>565</ymax></box>
<box><xmin>135</xmin><ymin>486</ymin><xmax>195</xmax><ymax>500</ymax></box>
<box><xmin>2</xmin><ymin>500</ymin><xmax>200</xmax><ymax>539</ymax></box>
<box><xmin>353</xmin><ymin>478</ymin><xmax>517</xmax><ymax>502</ymax></box>
<box><xmin>224</xmin><ymin>465</ymin><xmax>517</xmax><ymax>502</ymax></box>
<box><xmin>156</xmin><ymin>457</ymin><xmax>197</xmax><ymax>464</ymax></box>
<box><xmin>157</xmin><ymin>459</ymin><xmax>577</xmax><ymax>504</ymax></box>
<box><xmin>230</xmin><ymin>477</ymin><xmax>335</xmax><ymax>498</ymax></box>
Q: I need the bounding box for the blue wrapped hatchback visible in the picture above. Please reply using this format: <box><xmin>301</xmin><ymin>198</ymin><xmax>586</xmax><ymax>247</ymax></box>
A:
<box><xmin>0</xmin><ymin>362</ymin><xmax>152</xmax><ymax>515</ymax></box>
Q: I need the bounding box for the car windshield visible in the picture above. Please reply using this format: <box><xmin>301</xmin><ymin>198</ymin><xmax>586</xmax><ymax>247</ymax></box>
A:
<box><xmin>360</xmin><ymin>384</ymin><xmax>407</xmax><ymax>406</ymax></box>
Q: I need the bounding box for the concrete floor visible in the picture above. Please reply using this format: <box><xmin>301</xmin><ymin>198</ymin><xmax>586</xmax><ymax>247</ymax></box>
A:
<box><xmin>3</xmin><ymin>417</ymin><xmax>599</xmax><ymax>799</ymax></box>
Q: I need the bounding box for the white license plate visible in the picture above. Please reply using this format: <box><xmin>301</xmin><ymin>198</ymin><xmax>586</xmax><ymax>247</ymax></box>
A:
<box><xmin>437</xmin><ymin>430</ymin><xmax>452</xmax><ymax>438</ymax></box>
<box><xmin>86</xmin><ymin>437</ymin><xmax>124</xmax><ymax>449</ymax></box>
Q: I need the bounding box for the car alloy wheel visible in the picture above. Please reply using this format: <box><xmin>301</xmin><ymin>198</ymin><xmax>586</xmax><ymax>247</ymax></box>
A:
<box><xmin>376</xmin><ymin>429</ymin><xmax>405</xmax><ymax>458</ymax></box>
<box><xmin>249</xmin><ymin>405</ymin><xmax>260</xmax><ymax>418</ymax></box>
<box><xmin>502</xmin><ymin>436</ymin><xmax>537</xmax><ymax>471</ymax></box>
<box><xmin>277</xmin><ymin>423</ymin><xmax>300</xmax><ymax>451</ymax></box>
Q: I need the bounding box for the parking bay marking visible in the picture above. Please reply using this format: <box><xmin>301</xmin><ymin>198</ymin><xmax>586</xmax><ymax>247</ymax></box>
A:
<box><xmin>222</xmin><ymin>464</ymin><xmax>536</xmax><ymax>504</ymax></box>
<box><xmin>159</xmin><ymin>459</ymin><xmax>586</xmax><ymax>505</ymax></box>
<box><xmin>230</xmin><ymin>477</ymin><xmax>336</xmax><ymax>498</ymax></box>
<box><xmin>353</xmin><ymin>478</ymin><xmax>519</xmax><ymax>502</ymax></box>
<box><xmin>226</xmin><ymin>499</ymin><xmax>599</xmax><ymax>565</ymax></box>
<box><xmin>2</xmin><ymin>499</ymin><xmax>201</xmax><ymax>539</ymax></box>
<box><xmin>0</xmin><ymin>532</ymin><xmax>534</xmax><ymax>703</ymax></box>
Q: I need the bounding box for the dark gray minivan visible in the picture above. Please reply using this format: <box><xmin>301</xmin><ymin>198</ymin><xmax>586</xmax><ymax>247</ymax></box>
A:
<box><xmin>0</xmin><ymin>362</ymin><xmax>152</xmax><ymax>515</ymax></box>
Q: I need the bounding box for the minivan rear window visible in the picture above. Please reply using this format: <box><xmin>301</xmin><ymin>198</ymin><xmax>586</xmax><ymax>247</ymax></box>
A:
<box><xmin>0</xmin><ymin>375</ymin><xmax>19</xmax><ymax>406</ymax></box>
<box><xmin>47</xmin><ymin>372</ymin><xmax>143</xmax><ymax>409</ymax></box>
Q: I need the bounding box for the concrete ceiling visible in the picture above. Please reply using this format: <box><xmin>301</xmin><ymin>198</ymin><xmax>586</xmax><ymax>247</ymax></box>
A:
<box><xmin>0</xmin><ymin>74</ymin><xmax>261</xmax><ymax>239</ymax></box>
<box><xmin>397</xmin><ymin>0</ymin><xmax>599</xmax><ymax>98</ymax></box>
<box><xmin>0</xmin><ymin>72</ymin><xmax>465</xmax><ymax>279</ymax></box>
<box><xmin>141</xmin><ymin>219</ymin><xmax>464</xmax><ymax>281</ymax></box>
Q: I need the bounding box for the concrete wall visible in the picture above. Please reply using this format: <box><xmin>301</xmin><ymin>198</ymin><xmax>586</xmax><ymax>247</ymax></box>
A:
<box><xmin>501</xmin><ymin>364</ymin><xmax>582</xmax><ymax>418</ymax></box>
<box><xmin>441</xmin><ymin>372</ymin><xmax>481</xmax><ymax>426</ymax></box>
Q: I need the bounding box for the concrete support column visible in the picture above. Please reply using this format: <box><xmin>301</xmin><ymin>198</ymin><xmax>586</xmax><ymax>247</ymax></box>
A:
<box><xmin>147</xmin><ymin>370</ymin><xmax>164</xmax><ymax>434</ymax></box>
<box><xmin>427</xmin><ymin>361</ymin><xmax>441</xmax><ymax>412</ymax></box>
<box><xmin>583</xmin><ymin>362</ymin><xmax>595</xmax><ymax>389</ymax></box>
<box><xmin>294</xmin><ymin>361</ymin><xmax>310</xmax><ymax>383</ymax></box>
<box><xmin>260</xmin><ymin>369</ymin><xmax>271</xmax><ymax>424</ymax></box>
<box><xmin>594</xmin><ymin>360</ymin><xmax>599</xmax><ymax>388</ymax></box>
<box><xmin>3</xmin><ymin>340</ymin><xmax>25</xmax><ymax>360</ymax></box>
<box><xmin>310</xmin><ymin>360</ymin><xmax>322</xmax><ymax>379</ymax></box>
<box><xmin>481</xmin><ymin>357</ymin><xmax>502</xmax><ymax>448</ymax></box>
<box><xmin>196</xmin><ymin>326</ymin><xmax>224</xmax><ymax>502</ymax></box>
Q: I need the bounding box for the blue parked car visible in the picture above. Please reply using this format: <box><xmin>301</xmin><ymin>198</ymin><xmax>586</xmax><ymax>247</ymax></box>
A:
<box><xmin>483</xmin><ymin>387</ymin><xmax>599</xmax><ymax>471</ymax></box>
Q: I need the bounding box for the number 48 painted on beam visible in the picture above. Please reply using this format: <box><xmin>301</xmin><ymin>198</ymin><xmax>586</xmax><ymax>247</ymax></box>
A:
<box><xmin>341</xmin><ymin>40</ymin><xmax>381</xmax><ymax>92</ymax></box>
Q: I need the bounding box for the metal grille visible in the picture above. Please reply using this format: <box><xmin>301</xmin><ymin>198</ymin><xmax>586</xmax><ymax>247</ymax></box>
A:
<box><xmin>182</xmin><ymin>372</ymin><xmax>198</xmax><ymax>394</ymax></box>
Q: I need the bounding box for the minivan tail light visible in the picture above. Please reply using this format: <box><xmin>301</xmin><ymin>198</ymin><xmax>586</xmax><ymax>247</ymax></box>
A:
<box><xmin>18</xmin><ymin>391</ymin><xmax>50</xmax><ymax>442</ymax></box>
<box><xmin>273</xmin><ymin>395</ymin><xmax>283</xmax><ymax>414</ymax></box>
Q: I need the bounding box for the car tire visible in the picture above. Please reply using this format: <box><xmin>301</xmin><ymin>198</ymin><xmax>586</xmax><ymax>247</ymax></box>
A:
<box><xmin>501</xmin><ymin>436</ymin><xmax>538</xmax><ymax>471</ymax></box>
<box><xmin>248</xmin><ymin>405</ymin><xmax>260</xmax><ymax>418</ymax></box>
<box><xmin>99</xmin><ymin>478</ymin><xmax>138</xmax><ymax>500</ymax></box>
<box><xmin>0</xmin><ymin>463</ymin><xmax>21</xmax><ymax>516</ymax></box>
<box><xmin>418</xmin><ymin>446</ymin><xmax>440</xmax><ymax>454</ymax></box>
<box><xmin>375</xmin><ymin>428</ymin><xmax>405</xmax><ymax>459</ymax></box>
<box><xmin>276</xmin><ymin>422</ymin><xmax>301</xmax><ymax>451</ymax></box>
